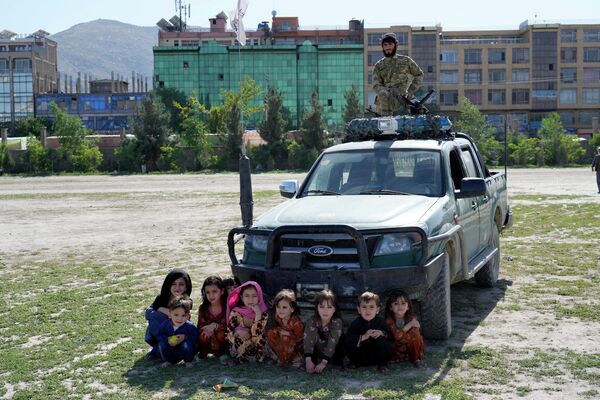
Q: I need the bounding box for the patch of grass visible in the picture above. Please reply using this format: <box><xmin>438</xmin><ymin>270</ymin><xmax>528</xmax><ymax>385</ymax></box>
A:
<box><xmin>506</xmin><ymin>202</ymin><xmax>600</xmax><ymax>239</ymax></box>
<box><xmin>510</xmin><ymin>194</ymin><xmax>592</xmax><ymax>201</ymax></box>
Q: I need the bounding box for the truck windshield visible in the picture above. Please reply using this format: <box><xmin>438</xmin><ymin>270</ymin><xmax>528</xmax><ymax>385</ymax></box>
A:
<box><xmin>300</xmin><ymin>149</ymin><xmax>443</xmax><ymax>197</ymax></box>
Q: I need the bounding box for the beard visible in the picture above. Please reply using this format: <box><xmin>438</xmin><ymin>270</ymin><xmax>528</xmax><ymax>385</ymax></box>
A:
<box><xmin>383</xmin><ymin>45</ymin><xmax>397</xmax><ymax>58</ymax></box>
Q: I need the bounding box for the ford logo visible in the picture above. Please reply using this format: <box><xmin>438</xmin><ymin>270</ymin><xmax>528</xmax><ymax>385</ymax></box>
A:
<box><xmin>308</xmin><ymin>245</ymin><xmax>334</xmax><ymax>257</ymax></box>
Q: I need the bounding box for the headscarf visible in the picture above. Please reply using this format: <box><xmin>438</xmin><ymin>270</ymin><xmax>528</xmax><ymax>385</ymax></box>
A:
<box><xmin>226</xmin><ymin>280</ymin><xmax>267</xmax><ymax>321</ymax></box>
<box><xmin>151</xmin><ymin>269</ymin><xmax>192</xmax><ymax>310</ymax></box>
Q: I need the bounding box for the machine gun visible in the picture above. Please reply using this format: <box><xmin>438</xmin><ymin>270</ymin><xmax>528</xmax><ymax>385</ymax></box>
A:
<box><xmin>398</xmin><ymin>89</ymin><xmax>435</xmax><ymax>116</ymax></box>
<box><xmin>366</xmin><ymin>89</ymin><xmax>436</xmax><ymax>117</ymax></box>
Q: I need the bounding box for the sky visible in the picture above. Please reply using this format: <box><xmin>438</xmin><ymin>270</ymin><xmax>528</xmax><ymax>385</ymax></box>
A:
<box><xmin>1</xmin><ymin>0</ymin><xmax>599</xmax><ymax>35</ymax></box>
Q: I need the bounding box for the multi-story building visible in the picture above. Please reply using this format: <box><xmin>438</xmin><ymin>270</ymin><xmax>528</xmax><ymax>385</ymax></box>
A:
<box><xmin>154</xmin><ymin>41</ymin><xmax>364</xmax><ymax>128</ymax></box>
<box><xmin>364</xmin><ymin>21</ymin><xmax>600</xmax><ymax>135</ymax></box>
<box><xmin>35</xmin><ymin>79</ymin><xmax>147</xmax><ymax>133</ymax></box>
<box><xmin>0</xmin><ymin>29</ymin><xmax>58</xmax><ymax>131</ymax></box>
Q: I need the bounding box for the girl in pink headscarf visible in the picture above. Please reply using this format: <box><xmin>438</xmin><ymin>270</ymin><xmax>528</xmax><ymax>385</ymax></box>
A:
<box><xmin>225</xmin><ymin>281</ymin><xmax>269</xmax><ymax>363</ymax></box>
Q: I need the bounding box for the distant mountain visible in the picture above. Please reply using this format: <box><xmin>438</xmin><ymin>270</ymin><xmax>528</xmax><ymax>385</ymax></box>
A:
<box><xmin>50</xmin><ymin>19</ymin><xmax>157</xmax><ymax>86</ymax></box>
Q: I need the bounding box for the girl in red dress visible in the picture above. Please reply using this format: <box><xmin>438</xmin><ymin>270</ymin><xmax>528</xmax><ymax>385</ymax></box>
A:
<box><xmin>385</xmin><ymin>290</ymin><xmax>424</xmax><ymax>367</ymax></box>
<box><xmin>197</xmin><ymin>276</ymin><xmax>228</xmax><ymax>360</ymax></box>
<box><xmin>266</xmin><ymin>289</ymin><xmax>304</xmax><ymax>367</ymax></box>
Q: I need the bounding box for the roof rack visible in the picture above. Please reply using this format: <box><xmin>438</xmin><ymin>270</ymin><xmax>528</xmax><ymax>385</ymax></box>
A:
<box><xmin>344</xmin><ymin>114</ymin><xmax>454</xmax><ymax>142</ymax></box>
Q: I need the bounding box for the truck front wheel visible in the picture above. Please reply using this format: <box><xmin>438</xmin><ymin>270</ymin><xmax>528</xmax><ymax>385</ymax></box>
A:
<box><xmin>475</xmin><ymin>224</ymin><xmax>500</xmax><ymax>287</ymax></box>
<box><xmin>420</xmin><ymin>251</ymin><xmax>451</xmax><ymax>340</ymax></box>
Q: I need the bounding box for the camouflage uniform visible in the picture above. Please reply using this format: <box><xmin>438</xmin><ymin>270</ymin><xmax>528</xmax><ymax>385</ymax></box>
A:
<box><xmin>373</xmin><ymin>55</ymin><xmax>423</xmax><ymax>116</ymax></box>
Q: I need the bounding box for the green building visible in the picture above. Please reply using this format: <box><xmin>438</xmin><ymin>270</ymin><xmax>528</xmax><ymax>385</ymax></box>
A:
<box><xmin>153</xmin><ymin>41</ymin><xmax>364</xmax><ymax>129</ymax></box>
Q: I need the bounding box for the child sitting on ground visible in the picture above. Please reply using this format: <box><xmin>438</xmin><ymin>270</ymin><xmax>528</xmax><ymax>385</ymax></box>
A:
<box><xmin>223</xmin><ymin>275</ymin><xmax>241</xmax><ymax>296</ymax></box>
<box><xmin>157</xmin><ymin>295</ymin><xmax>199</xmax><ymax>368</ymax></box>
<box><xmin>197</xmin><ymin>276</ymin><xmax>228</xmax><ymax>362</ymax></box>
<box><xmin>144</xmin><ymin>269</ymin><xmax>192</xmax><ymax>360</ymax></box>
<box><xmin>385</xmin><ymin>290</ymin><xmax>424</xmax><ymax>367</ymax></box>
<box><xmin>345</xmin><ymin>291</ymin><xmax>393</xmax><ymax>372</ymax></box>
<box><xmin>226</xmin><ymin>281</ymin><xmax>269</xmax><ymax>363</ymax></box>
<box><xmin>266</xmin><ymin>289</ymin><xmax>304</xmax><ymax>367</ymax></box>
<box><xmin>303</xmin><ymin>289</ymin><xmax>344</xmax><ymax>373</ymax></box>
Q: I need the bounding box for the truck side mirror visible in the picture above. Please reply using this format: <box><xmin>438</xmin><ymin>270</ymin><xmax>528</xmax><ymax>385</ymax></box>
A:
<box><xmin>279</xmin><ymin>179</ymin><xmax>298</xmax><ymax>198</ymax></box>
<box><xmin>455</xmin><ymin>177</ymin><xmax>486</xmax><ymax>199</ymax></box>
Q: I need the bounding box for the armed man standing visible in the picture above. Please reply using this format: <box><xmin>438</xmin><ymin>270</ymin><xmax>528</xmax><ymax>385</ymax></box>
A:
<box><xmin>373</xmin><ymin>33</ymin><xmax>423</xmax><ymax>116</ymax></box>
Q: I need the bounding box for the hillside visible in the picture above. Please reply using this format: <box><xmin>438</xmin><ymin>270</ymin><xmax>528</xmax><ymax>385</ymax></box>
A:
<box><xmin>50</xmin><ymin>19</ymin><xmax>157</xmax><ymax>84</ymax></box>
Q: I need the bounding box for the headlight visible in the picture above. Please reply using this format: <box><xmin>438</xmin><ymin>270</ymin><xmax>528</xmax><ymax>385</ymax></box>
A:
<box><xmin>374</xmin><ymin>233</ymin><xmax>421</xmax><ymax>256</ymax></box>
<box><xmin>244</xmin><ymin>234</ymin><xmax>268</xmax><ymax>252</ymax></box>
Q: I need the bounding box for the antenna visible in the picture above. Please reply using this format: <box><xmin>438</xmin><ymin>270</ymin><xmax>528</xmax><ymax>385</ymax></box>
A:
<box><xmin>174</xmin><ymin>0</ymin><xmax>190</xmax><ymax>32</ymax></box>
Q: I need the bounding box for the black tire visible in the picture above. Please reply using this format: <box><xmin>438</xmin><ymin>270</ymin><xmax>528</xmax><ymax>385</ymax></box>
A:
<box><xmin>475</xmin><ymin>224</ymin><xmax>500</xmax><ymax>288</ymax></box>
<box><xmin>420</xmin><ymin>251</ymin><xmax>451</xmax><ymax>340</ymax></box>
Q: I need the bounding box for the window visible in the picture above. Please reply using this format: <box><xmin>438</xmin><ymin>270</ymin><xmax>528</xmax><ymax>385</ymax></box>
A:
<box><xmin>561</xmin><ymin>29</ymin><xmax>577</xmax><ymax>43</ymax></box>
<box><xmin>580</xmin><ymin>111</ymin><xmax>599</xmax><ymax>125</ymax></box>
<box><xmin>367</xmin><ymin>51</ymin><xmax>381</xmax><ymax>66</ymax></box>
<box><xmin>183</xmin><ymin>61</ymin><xmax>189</xmax><ymax>69</ymax></box>
<box><xmin>559</xmin><ymin>88</ymin><xmax>577</xmax><ymax>104</ymax></box>
<box><xmin>13</xmin><ymin>59</ymin><xmax>31</xmax><ymax>71</ymax></box>
<box><xmin>440</xmin><ymin>49</ymin><xmax>458</xmax><ymax>64</ymax></box>
<box><xmin>218</xmin><ymin>73</ymin><xmax>224</xmax><ymax>80</ymax></box>
<box><xmin>512</xmin><ymin>69</ymin><xmax>529</xmax><ymax>83</ymax></box>
<box><xmin>488</xmin><ymin>89</ymin><xmax>506</xmax><ymax>105</ymax></box>
<box><xmin>584</xmin><ymin>47</ymin><xmax>600</xmax><ymax>62</ymax></box>
<box><xmin>584</xmin><ymin>29</ymin><xmax>600</xmax><ymax>42</ymax></box>
<box><xmin>583</xmin><ymin>88</ymin><xmax>600</xmax><ymax>104</ymax></box>
<box><xmin>488</xmin><ymin>48</ymin><xmax>505</xmax><ymax>64</ymax></box>
<box><xmin>464</xmin><ymin>69</ymin><xmax>482</xmax><ymax>84</ymax></box>
<box><xmin>460</xmin><ymin>148</ymin><xmax>481</xmax><ymax>178</ymax></box>
<box><xmin>368</xmin><ymin>33</ymin><xmax>382</xmax><ymax>46</ymax></box>
<box><xmin>559</xmin><ymin>112</ymin><xmax>575</xmax><ymax>126</ymax></box>
<box><xmin>512</xmin><ymin>48</ymin><xmax>529</xmax><ymax>64</ymax></box>
<box><xmin>0</xmin><ymin>59</ymin><xmax>7</xmax><ymax>71</ymax></box>
<box><xmin>440</xmin><ymin>90</ymin><xmax>458</xmax><ymax>105</ymax></box>
<box><xmin>367</xmin><ymin>72</ymin><xmax>373</xmax><ymax>84</ymax></box>
<box><xmin>512</xmin><ymin>89</ymin><xmax>529</xmax><ymax>104</ymax></box>
<box><xmin>488</xmin><ymin>69</ymin><xmax>506</xmax><ymax>83</ymax></box>
<box><xmin>440</xmin><ymin>70</ymin><xmax>458</xmax><ymax>84</ymax></box>
<box><xmin>464</xmin><ymin>89</ymin><xmax>482</xmax><ymax>105</ymax></box>
<box><xmin>394</xmin><ymin>32</ymin><xmax>409</xmax><ymax>45</ymax></box>
<box><xmin>584</xmin><ymin>68</ymin><xmax>600</xmax><ymax>83</ymax></box>
<box><xmin>464</xmin><ymin>49</ymin><xmax>482</xmax><ymax>64</ymax></box>
<box><xmin>560</xmin><ymin>68</ymin><xmax>577</xmax><ymax>83</ymax></box>
<box><xmin>561</xmin><ymin>48</ymin><xmax>577</xmax><ymax>63</ymax></box>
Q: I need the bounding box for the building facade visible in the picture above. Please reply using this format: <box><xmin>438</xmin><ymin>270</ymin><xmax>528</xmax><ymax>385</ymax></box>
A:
<box><xmin>364</xmin><ymin>21</ymin><xmax>600</xmax><ymax>135</ymax></box>
<box><xmin>35</xmin><ymin>80</ymin><xmax>146</xmax><ymax>133</ymax></box>
<box><xmin>0</xmin><ymin>30</ymin><xmax>58</xmax><ymax>131</ymax></box>
<box><xmin>153</xmin><ymin>41</ymin><xmax>364</xmax><ymax>128</ymax></box>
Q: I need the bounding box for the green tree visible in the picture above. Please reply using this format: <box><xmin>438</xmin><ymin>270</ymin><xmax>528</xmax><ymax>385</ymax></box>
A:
<box><xmin>454</xmin><ymin>97</ymin><xmax>502</xmax><ymax>165</ymax></box>
<box><xmin>156</xmin><ymin>87</ymin><xmax>187</xmax><ymax>133</ymax></box>
<box><xmin>24</xmin><ymin>136</ymin><xmax>52</xmax><ymax>173</ymax></box>
<box><xmin>342</xmin><ymin>85</ymin><xmax>363</xmax><ymax>123</ymax></box>
<box><xmin>538</xmin><ymin>112</ymin><xmax>584</xmax><ymax>166</ymax></box>
<box><xmin>14</xmin><ymin>117</ymin><xmax>52</xmax><ymax>138</ymax></box>
<box><xmin>130</xmin><ymin>92</ymin><xmax>172</xmax><ymax>171</ymax></box>
<box><xmin>301</xmin><ymin>89</ymin><xmax>326</xmax><ymax>152</ymax></box>
<box><xmin>50</xmin><ymin>102</ymin><xmax>102</xmax><ymax>172</ymax></box>
<box><xmin>258</xmin><ymin>85</ymin><xmax>287</xmax><ymax>169</ymax></box>
<box><xmin>217</xmin><ymin>77</ymin><xmax>262</xmax><ymax>168</ymax></box>
<box><xmin>509</xmin><ymin>134</ymin><xmax>539</xmax><ymax>166</ymax></box>
<box><xmin>175</xmin><ymin>96</ymin><xmax>212</xmax><ymax>169</ymax></box>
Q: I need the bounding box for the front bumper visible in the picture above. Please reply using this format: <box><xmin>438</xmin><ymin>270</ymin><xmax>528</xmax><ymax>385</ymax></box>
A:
<box><xmin>228</xmin><ymin>224</ymin><xmax>450</xmax><ymax>308</ymax></box>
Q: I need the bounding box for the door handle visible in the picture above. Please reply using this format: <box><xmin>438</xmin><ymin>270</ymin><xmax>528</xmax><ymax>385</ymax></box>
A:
<box><xmin>471</xmin><ymin>201</ymin><xmax>478</xmax><ymax>210</ymax></box>
<box><xmin>482</xmin><ymin>195</ymin><xmax>489</xmax><ymax>203</ymax></box>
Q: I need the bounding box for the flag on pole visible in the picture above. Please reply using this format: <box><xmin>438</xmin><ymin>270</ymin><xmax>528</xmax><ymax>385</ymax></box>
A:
<box><xmin>229</xmin><ymin>0</ymin><xmax>249</xmax><ymax>45</ymax></box>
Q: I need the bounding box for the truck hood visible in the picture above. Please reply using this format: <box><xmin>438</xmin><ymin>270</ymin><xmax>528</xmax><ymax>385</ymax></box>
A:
<box><xmin>255</xmin><ymin>195</ymin><xmax>440</xmax><ymax>230</ymax></box>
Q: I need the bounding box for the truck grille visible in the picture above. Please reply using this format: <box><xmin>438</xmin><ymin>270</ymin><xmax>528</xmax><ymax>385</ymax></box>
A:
<box><xmin>280</xmin><ymin>233</ymin><xmax>361</xmax><ymax>269</ymax></box>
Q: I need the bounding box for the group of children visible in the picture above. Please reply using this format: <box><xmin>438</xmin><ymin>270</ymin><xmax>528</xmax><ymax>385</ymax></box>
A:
<box><xmin>144</xmin><ymin>269</ymin><xmax>424</xmax><ymax>372</ymax></box>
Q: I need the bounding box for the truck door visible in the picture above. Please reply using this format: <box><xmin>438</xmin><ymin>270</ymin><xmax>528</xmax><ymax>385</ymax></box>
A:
<box><xmin>459</xmin><ymin>146</ymin><xmax>492</xmax><ymax>254</ymax></box>
<box><xmin>449</xmin><ymin>148</ymin><xmax>480</xmax><ymax>262</ymax></box>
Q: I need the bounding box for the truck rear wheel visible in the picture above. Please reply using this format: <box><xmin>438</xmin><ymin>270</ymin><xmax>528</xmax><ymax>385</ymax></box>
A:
<box><xmin>475</xmin><ymin>224</ymin><xmax>500</xmax><ymax>287</ymax></box>
<box><xmin>420</xmin><ymin>251</ymin><xmax>451</xmax><ymax>340</ymax></box>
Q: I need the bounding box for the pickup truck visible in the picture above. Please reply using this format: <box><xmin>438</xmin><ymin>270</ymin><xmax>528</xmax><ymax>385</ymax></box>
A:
<box><xmin>228</xmin><ymin>115</ymin><xmax>512</xmax><ymax>339</ymax></box>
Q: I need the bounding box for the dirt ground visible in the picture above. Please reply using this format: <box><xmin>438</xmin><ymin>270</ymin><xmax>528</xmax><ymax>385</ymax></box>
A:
<box><xmin>1</xmin><ymin>168</ymin><xmax>596</xmax><ymax>261</ymax></box>
<box><xmin>0</xmin><ymin>168</ymin><xmax>599</xmax><ymax>399</ymax></box>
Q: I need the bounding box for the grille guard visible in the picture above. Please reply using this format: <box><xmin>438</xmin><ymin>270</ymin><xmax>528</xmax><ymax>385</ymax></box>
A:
<box><xmin>228</xmin><ymin>224</ymin><xmax>437</xmax><ymax>269</ymax></box>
